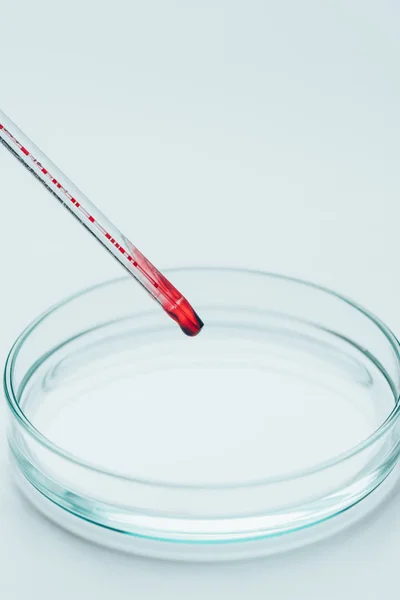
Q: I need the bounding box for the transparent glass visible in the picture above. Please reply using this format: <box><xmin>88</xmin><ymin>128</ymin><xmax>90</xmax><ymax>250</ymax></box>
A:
<box><xmin>4</xmin><ymin>268</ymin><xmax>400</xmax><ymax>559</ymax></box>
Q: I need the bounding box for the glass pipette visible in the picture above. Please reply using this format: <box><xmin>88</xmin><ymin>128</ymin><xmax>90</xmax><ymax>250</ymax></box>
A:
<box><xmin>0</xmin><ymin>109</ymin><xmax>203</xmax><ymax>336</ymax></box>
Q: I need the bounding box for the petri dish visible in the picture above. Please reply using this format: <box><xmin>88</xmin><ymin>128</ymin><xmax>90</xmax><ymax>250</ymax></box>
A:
<box><xmin>4</xmin><ymin>267</ymin><xmax>400</xmax><ymax>560</ymax></box>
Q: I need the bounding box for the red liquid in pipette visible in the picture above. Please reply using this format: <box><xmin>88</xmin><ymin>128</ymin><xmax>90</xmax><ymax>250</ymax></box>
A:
<box><xmin>0</xmin><ymin>118</ymin><xmax>204</xmax><ymax>336</ymax></box>
<box><xmin>165</xmin><ymin>302</ymin><xmax>204</xmax><ymax>337</ymax></box>
<box><xmin>127</xmin><ymin>252</ymin><xmax>204</xmax><ymax>336</ymax></box>
<box><xmin>126</xmin><ymin>243</ymin><xmax>204</xmax><ymax>336</ymax></box>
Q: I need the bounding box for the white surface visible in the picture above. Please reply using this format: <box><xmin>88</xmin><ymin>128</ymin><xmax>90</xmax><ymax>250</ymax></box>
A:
<box><xmin>0</xmin><ymin>0</ymin><xmax>399</xmax><ymax>597</ymax></box>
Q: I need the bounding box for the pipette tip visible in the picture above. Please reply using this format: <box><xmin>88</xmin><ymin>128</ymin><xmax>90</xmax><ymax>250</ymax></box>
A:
<box><xmin>165</xmin><ymin>298</ymin><xmax>204</xmax><ymax>337</ymax></box>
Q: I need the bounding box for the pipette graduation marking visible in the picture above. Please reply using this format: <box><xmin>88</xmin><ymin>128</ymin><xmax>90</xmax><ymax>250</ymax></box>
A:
<box><xmin>0</xmin><ymin>111</ymin><xmax>203</xmax><ymax>336</ymax></box>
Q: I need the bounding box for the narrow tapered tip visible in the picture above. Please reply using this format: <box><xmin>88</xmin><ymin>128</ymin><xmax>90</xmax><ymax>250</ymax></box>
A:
<box><xmin>165</xmin><ymin>299</ymin><xmax>204</xmax><ymax>337</ymax></box>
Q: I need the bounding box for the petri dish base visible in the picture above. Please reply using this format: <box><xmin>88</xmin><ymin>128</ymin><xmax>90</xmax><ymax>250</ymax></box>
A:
<box><xmin>4</xmin><ymin>268</ymin><xmax>400</xmax><ymax>560</ymax></box>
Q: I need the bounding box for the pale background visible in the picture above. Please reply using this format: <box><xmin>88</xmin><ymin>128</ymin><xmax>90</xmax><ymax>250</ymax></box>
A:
<box><xmin>0</xmin><ymin>1</ymin><xmax>399</xmax><ymax>597</ymax></box>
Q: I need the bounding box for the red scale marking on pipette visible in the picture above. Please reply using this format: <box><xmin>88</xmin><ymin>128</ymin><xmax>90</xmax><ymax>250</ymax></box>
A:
<box><xmin>0</xmin><ymin>122</ymin><xmax>203</xmax><ymax>336</ymax></box>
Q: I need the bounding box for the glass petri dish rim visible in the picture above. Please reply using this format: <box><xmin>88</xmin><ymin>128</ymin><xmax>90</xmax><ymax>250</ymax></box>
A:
<box><xmin>4</xmin><ymin>266</ymin><xmax>400</xmax><ymax>490</ymax></box>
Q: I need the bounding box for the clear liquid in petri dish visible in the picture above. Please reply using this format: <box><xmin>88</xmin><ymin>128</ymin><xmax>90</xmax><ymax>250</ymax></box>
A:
<box><xmin>21</xmin><ymin>312</ymin><xmax>396</xmax><ymax>486</ymax></box>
